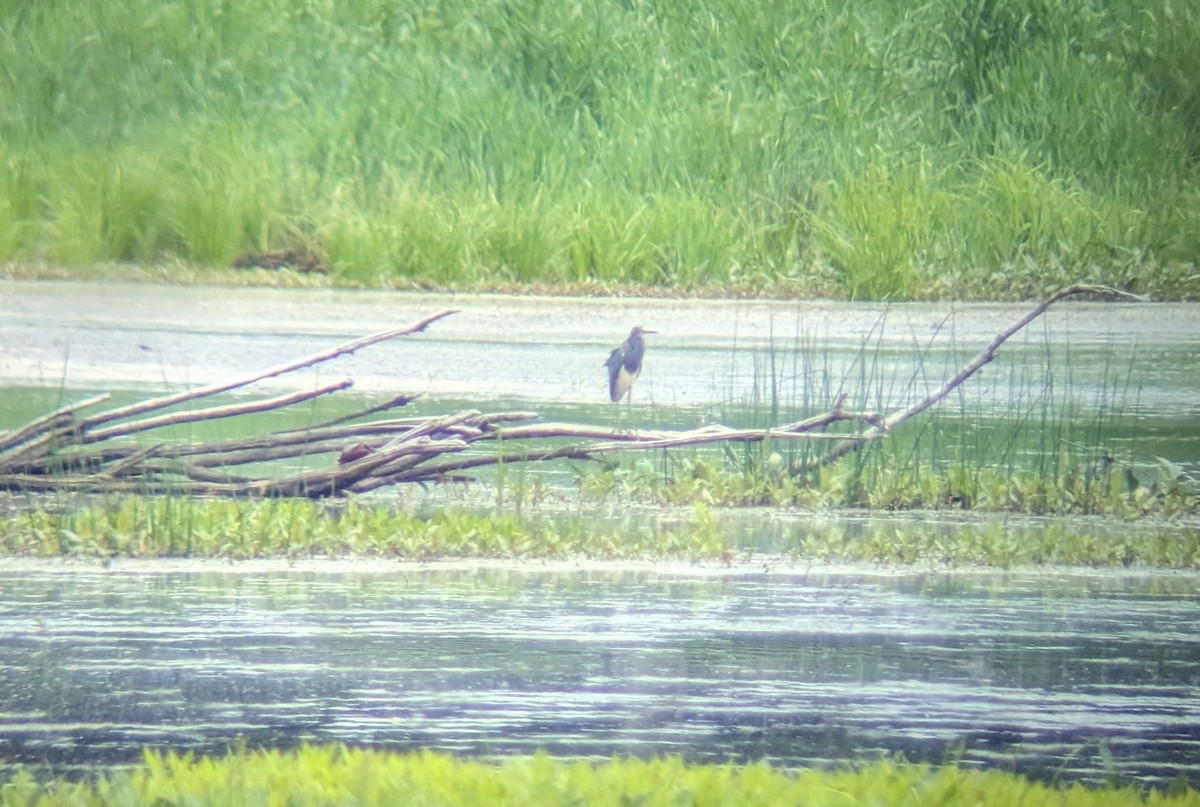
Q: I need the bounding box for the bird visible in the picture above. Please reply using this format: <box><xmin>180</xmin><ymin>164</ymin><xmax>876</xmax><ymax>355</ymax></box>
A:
<box><xmin>605</xmin><ymin>326</ymin><xmax>657</xmax><ymax>403</ymax></box>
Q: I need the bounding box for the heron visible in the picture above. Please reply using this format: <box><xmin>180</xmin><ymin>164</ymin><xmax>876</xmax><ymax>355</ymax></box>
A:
<box><xmin>605</xmin><ymin>326</ymin><xmax>657</xmax><ymax>403</ymax></box>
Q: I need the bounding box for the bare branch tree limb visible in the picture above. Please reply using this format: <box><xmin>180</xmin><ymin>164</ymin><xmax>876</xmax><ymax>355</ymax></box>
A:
<box><xmin>0</xmin><ymin>393</ymin><xmax>109</xmax><ymax>454</ymax></box>
<box><xmin>76</xmin><ymin>309</ymin><xmax>458</xmax><ymax>431</ymax></box>
<box><xmin>0</xmin><ymin>288</ymin><xmax>1145</xmax><ymax>498</ymax></box>
<box><xmin>82</xmin><ymin>380</ymin><xmax>354</xmax><ymax>443</ymax></box>
<box><xmin>808</xmin><ymin>284</ymin><xmax>1145</xmax><ymax>469</ymax></box>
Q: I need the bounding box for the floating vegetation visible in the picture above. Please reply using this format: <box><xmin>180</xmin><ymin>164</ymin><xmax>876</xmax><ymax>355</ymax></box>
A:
<box><xmin>0</xmin><ymin>497</ymin><xmax>720</xmax><ymax>563</ymax></box>
<box><xmin>0</xmin><ymin>496</ymin><xmax>1196</xmax><ymax>569</ymax></box>
<box><xmin>1</xmin><ymin>745</ymin><xmax>1196</xmax><ymax>806</ymax></box>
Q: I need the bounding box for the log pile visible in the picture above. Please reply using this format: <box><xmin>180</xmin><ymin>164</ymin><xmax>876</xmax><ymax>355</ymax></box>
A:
<box><xmin>0</xmin><ymin>286</ymin><xmax>1140</xmax><ymax>499</ymax></box>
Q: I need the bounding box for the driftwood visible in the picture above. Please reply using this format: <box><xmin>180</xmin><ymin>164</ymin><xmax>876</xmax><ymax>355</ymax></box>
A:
<box><xmin>0</xmin><ymin>285</ymin><xmax>1142</xmax><ymax>498</ymax></box>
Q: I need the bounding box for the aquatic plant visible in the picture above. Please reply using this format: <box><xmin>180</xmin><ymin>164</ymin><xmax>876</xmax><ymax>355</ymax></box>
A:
<box><xmin>1</xmin><ymin>745</ymin><xmax>1196</xmax><ymax>806</ymax></box>
<box><xmin>613</xmin><ymin>452</ymin><xmax>1199</xmax><ymax>521</ymax></box>
<box><xmin>578</xmin><ymin>286</ymin><xmax>1198</xmax><ymax>523</ymax></box>
<box><xmin>0</xmin><ymin>496</ymin><xmax>1196</xmax><ymax>569</ymax></box>
<box><xmin>0</xmin><ymin>496</ymin><xmax>729</xmax><ymax>563</ymax></box>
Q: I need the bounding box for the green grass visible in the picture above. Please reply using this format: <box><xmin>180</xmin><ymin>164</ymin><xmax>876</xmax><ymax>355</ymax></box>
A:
<box><xmin>1</xmin><ymin>0</ymin><xmax>1197</xmax><ymax>299</ymax></box>
<box><xmin>0</xmin><ymin>497</ymin><xmax>727</xmax><ymax>562</ymax></box>
<box><xmin>583</xmin><ymin>450</ymin><xmax>1200</xmax><ymax>522</ymax></box>
<box><xmin>2</xmin><ymin>745</ymin><xmax>1197</xmax><ymax>806</ymax></box>
<box><xmin>1</xmin><ymin>495</ymin><xmax>1197</xmax><ymax>569</ymax></box>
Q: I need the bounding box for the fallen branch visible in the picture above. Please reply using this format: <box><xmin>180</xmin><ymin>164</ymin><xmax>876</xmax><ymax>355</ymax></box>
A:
<box><xmin>0</xmin><ymin>286</ymin><xmax>1143</xmax><ymax>498</ymax></box>
<box><xmin>809</xmin><ymin>284</ymin><xmax>1145</xmax><ymax>469</ymax></box>
<box><xmin>76</xmin><ymin>308</ymin><xmax>458</xmax><ymax>432</ymax></box>
<box><xmin>83</xmin><ymin>380</ymin><xmax>354</xmax><ymax>443</ymax></box>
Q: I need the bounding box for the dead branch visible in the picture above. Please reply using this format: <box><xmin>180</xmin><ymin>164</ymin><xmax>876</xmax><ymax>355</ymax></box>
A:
<box><xmin>76</xmin><ymin>308</ymin><xmax>458</xmax><ymax>432</ymax></box>
<box><xmin>808</xmin><ymin>284</ymin><xmax>1145</xmax><ymax>469</ymax></box>
<box><xmin>0</xmin><ymin>393</ymin><xmax>110</xmax><ymax>454</ymax></box>
<box><xmin>0</xmin><ymin>310</ymin><xmax>457</xmax><ymax>478</ymax></box>
<box><xmin>83</xmin><ymin>380</ymin><xmax>354</xmax><ymax>443</ymax></box>
<box><xmin>0</xmin><ymin>286</ymin><xmax>1143</xmax><ymax>498</ymax></box>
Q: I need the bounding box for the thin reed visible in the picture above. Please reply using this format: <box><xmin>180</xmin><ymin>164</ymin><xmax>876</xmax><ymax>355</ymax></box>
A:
<box><xmin>625</xmin><ymin>309</ymin><xmax>1197</xmax><ymax>517</ymax></box>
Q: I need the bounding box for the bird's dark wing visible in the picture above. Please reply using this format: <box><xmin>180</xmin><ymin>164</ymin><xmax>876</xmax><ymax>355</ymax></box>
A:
<box><xmin>604</xmin><ymin>346</ymin><xmax>624</xmax><ymax>370</ymax></box>
<box><xmin>605</xmin><ymin>346</ymin><xmax>626</xmax><ymax>401</ymax></box>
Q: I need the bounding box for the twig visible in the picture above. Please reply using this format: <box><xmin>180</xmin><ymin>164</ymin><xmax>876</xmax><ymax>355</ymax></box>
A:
<box><xmin>0</xmin><ymin>393</ymin><xmax>109</xmax><ymax>454</ymax></box>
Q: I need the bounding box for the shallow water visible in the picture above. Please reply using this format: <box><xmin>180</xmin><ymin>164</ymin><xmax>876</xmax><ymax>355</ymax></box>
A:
<box><xmin>2</xmin><ymin>280</ymin><xmax>1198</xmax><ymax>414</ymax></box>
<box><xmin>2</xmin><ymin>281</ymin><xmax>1199</xmax><ymax>787</ymax></box>
<box><xmin>3</xmin><ymin>281</ymin><xmax>1199</xmax><ymax>483</ymax></box>
<box><xmin>1</xmin><ymin>559</ymin><xmax>1197</xmax><ymax>787</ymax></box>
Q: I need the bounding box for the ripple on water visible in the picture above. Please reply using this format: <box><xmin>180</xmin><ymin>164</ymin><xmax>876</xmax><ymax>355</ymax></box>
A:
<box><xmin>1</xmin><ymin>559</ymin><xmax>1198</xmax><ymax>786</ymax></box>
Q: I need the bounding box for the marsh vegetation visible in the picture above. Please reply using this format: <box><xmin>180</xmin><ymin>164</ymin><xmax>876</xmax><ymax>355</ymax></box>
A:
<box><xmin>2</xmin><ymin>0</ymin><xmax>1197</xmax><ymax>298</ymax></box>
<box><xmin>4</xmin><ymin>747</ymin><xmax>1198</xmax><ymax>807</ymax></box>
<box><xmin>10</xmin><ymin>287</ymin><xmax>1196</xmax><ymax>527</ymax></box>
<box><xmin>2</xmin><ymin>2</ymin><xmax>1199</xmax><ymax>796</ymax></box>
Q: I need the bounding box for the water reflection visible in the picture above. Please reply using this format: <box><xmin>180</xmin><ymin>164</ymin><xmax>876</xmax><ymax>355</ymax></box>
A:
<box><xmin>1</xmin><ymin>560</ymin><xmax>1197</xmax><ymax>787</ymax></box>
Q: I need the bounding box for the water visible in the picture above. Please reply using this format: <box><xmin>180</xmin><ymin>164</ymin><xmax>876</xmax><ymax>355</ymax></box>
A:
<box><xmin>2</xmin><ymin>281</ymin><xmax>1198</xmax><ymax>419</ymax></box>
<box><xmin>1</xmin><ymin>560</ymin><xmax>1197</xmax><ymax>787</ymax></box>
<box><xmin>3</xmin><ymin>281</ymin><xmax>1199</xmax><ymax>487</ymax></box>
<box><xmin>2</xmin><ymin>281</ymin><xmax>1199</xmax><ymax>787</ymax></box>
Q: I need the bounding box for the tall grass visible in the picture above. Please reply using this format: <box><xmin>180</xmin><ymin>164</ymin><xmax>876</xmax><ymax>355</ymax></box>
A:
<box><xmin>6</xmin><ymin>746</ymin><xmax>1196</xmax><ymax>806</ymax></box>
<box><xmin>1</xmin><ymin>0</ymin><xmax>1197</xmax><ymax>298</ymax></box>
<box><xmin>650</xmin><ymin>312</ymin><xmax>1193</xmax><ymax>516</ymax></box>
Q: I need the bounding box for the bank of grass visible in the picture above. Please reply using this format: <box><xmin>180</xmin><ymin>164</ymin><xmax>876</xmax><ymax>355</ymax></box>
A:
<box><xmin>1</xmin><ymin>494</ymin><xmax>1197</xmax><ymax>569</ymax></box>
<box><xmin>4</xmin><ymin>744</ymin><xmax>1195</xmax><ymax>806</ymax></box>
<box><xmin>0</xmin><ymin>497</ymin><xmax>726</xmax><ymax>562</ymax></box>
<box><xmin>2</xmin><ymin>0</ymin><xmax>1197</xmax><ymax>299</ymax></box>
<box><xmin>3</xmin><ymin>746</ymin><xmax>1197</xmax><ymax>806</ymax></box>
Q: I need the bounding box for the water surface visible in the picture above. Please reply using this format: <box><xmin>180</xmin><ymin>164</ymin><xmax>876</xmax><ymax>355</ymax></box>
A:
<box><xmin>1</xmin><ymin>559</ymin><xmax>1196</xmax><ymax>787</ymax></box>
<box><xmin>2</xmin><ymin>281</ymin><xmax>1199</xmax><ymax>788</ymax></box>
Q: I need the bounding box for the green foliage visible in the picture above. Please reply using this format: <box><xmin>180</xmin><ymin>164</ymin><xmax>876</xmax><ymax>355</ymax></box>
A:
<box><xmin>0</xmin><ymin>493</ymin><xmax>1195</xmax><ymax>568</ymax></box>
<box><xmin>596</xmin><ymin>451</ymin><xmax>1198</xmax><ymax>522</ymax></box>
<box><xmin>1</xmin><ymin>0</ymin><xmax>1197</xmax><ymax>298</ymax></box>
<box><xmin>0</xmin><ymin>497</ymin><xmax>733</xmax><ymax>562</ymax></box>
<box><xmin>1</xmin><ymin>746</ymin><xmax>1196</xmax><ymax>806</ymax></box>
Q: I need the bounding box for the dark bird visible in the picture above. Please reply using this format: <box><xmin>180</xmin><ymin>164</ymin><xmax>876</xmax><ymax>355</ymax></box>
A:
<box><xmin>605</xmin><ymin>326</ymin><xmax>657</xmax><ymax>403</ymax></box>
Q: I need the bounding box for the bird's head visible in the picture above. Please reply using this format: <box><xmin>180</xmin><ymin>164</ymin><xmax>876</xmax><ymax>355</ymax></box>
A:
<box><xmin>631</xmin><ymin>325</ymin><xmax>658</xmax><ymax>338</ymax></box>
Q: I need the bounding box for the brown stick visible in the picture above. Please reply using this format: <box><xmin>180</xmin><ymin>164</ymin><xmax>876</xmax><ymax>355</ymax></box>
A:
<box><xmin>75</xmin><ymin>309</ymin><xmax>458</xmax><ymax>432</ymax></box>
<box><xmin>0</xmin><ymin>393</ymin><xmax>109</xmax><ymax>454</ymax></box>
<box><xmin>82</xmin><ymin>379</ymin><xmax>354</xmax><ymax>443</ymax></box>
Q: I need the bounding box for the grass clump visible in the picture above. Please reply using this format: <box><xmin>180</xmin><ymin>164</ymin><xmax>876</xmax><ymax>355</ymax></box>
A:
<box><xmin>582</xmin><ymin>451</ymin><xmax>1200</xmax><ymax>520</ymax></box>
<box><xmin>1</xmin><ymin>0</ymin><xmax>1197</xmax><ymax>299</ymax></box>
<box><xmin>3</xmin><ymin>745</ymin><xmax>1197</xmax><ymax>806</ymax></box>
<box><xmin>1</xmin><ymin>495</ymin><xmax>1197</xmax><ymax>569</ymax></box>
<box><xmin>0</xmin><ymin>497</ymin><xmax>725</xmax><ymax>563</ymax></box>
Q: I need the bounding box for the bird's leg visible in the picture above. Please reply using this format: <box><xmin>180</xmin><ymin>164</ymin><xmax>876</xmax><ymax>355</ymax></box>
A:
<box><xmin>614</xmin><ymin>395</ymin><xmax>628</xmax><ymax>433</ymax></box>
